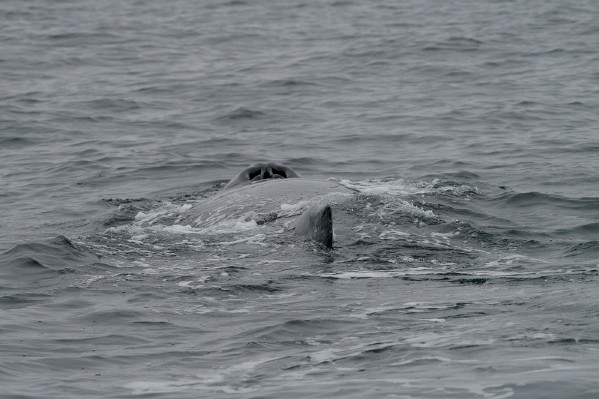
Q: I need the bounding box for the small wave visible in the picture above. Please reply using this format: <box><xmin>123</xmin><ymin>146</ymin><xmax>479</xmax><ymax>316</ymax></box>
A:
<box><xmin>45</xmin><ymin>31</ymin><xmax>121</xmax><ymax>44</ymax></box>
<box><xmin>421</xmin><ymin>171</ymin><xmax>481</xmax><ymax>181</ymax></box>
<box><xmin>0</xmin><ymin>235</ymin><xmax>95</xmax><ymax>273</ymax></box>
<box><xmin>422</xmin><ymin>36</ymin><xmax>484</xmax><ymax>52</ymax></box>
<box><xmin>0</xmin><ymin>293</ymin><xmax>52</xmax><ymax>309</ymax></box>
<box><xmin>348</xmin><ymin>301</ymin><xmax>468</xmax><ymax>319</ymax></box>
<box><xmin>498</xmin><ymin>192</ymin><xmax>562</xmax><ymax>207</ymax></box>
<box><xmin>77</xmin><ymin>310</ymin><xmax>146</xmax><ymax>326</ymax></box>
<box><xmin>214</xmin><ymin>107</ymin><xmax>266</xmax><ymax>122</ymax></box>
<box><xmin>556</xmin><ymin>223</ymin><xmax>599</xmax><ymax>238</ymax></box>
<box><xmin>260</xmin><ymin>78</ymin><xmax>322</xmax><ymax>88</ymax></box>
<box><xmin>1</xmin><ymin>256</ymin><xmax>48</xmax><ymax>271</ymax></box>
<box><xmin>492</xmin><ymin>191</ymin><xmax>599</xmax><ymax>211</ymax></box>
<box><xmin>563</xmin><ymin>240</ymin><xmax>599</xmax><ymax>258</ymax></box>
<box><xmin>313</xmin><ymin>263</ymin><xmax>593</xmax><ymax>282</ymax></box>
<box><xmin>225</xmin><ymin>0</ymin><xmax>248</xmax><ymax>5</ymax></box>
<box><xmin>221</xmin><ymin>283</ymin><xmax>281</xmax><ymax>294</ymax></box>
<box><xmin>78</xmin><ymin>98</ymin><xmax>145</xmax><ymax>112</ymax></box>
<box><xmin>0</xmin><ymin>137</ymin><xmax>36</xmax><ymax>148</ymax></box>
<box><xmin>244</xmin><ymin>319</ymin><xmax>353</xmax><ymax>344</ymax></box>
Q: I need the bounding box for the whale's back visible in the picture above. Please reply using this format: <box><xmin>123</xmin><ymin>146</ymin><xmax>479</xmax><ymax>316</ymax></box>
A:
<box><xmin>181</xmin><ymin>179</ymin><xmax>354</xmax><ymax>228</ymax></box>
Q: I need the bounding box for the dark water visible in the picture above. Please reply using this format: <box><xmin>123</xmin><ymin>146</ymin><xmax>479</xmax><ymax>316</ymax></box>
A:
<box><xmin>2</xmin><ymin>0</ymin><xmax>599</xmax><ymax>397</ymax></box>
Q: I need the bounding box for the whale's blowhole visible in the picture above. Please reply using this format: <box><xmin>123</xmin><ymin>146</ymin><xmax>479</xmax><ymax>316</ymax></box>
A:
<box><xmin>225</xmin><ymin>162</ymin><xmax>302</xmax><ymax>190</ymax></box>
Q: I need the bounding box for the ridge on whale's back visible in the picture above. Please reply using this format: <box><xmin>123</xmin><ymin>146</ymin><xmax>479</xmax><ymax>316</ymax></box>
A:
<box><xmin>221</xmin><ymin>177</ymin><xmax>354</xmax><ymax>200</ymax></box>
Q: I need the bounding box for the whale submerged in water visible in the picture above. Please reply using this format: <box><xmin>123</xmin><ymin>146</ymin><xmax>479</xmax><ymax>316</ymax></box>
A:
<box><xmin>181</xmin><ymin>162</ymin><xmax>356</xmax><ymax>247</ymax></box>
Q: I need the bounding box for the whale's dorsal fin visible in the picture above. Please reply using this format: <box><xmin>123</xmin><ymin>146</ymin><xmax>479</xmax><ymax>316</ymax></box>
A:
<box><xmin>292</xmin><ymin>204</ymin><xmax>333</xmax><ymax>248</ymax></box>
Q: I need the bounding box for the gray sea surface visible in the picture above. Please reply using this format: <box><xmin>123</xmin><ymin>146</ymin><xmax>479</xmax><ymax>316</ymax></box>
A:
<box><xmin>1</xmin><ymin>0</ymin><xmax>599</xmax><ymax>398</ymax></box>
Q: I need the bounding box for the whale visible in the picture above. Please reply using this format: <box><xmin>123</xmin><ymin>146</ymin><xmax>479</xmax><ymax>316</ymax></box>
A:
<box><xmin>180</xmin><ymin>162</ymin><xmax>355</xmax><ymax>247</ymax></box>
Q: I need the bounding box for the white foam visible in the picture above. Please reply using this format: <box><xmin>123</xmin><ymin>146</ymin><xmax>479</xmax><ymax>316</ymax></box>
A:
<box><xmin>505</xmin><ymin>332</ymin><xmax>556</xmax><ymax>341</ymax></box>
<box><xmin>339</xmin><ymin>177</ymin><xmax>478</xmax><ymax>196</ymax></box>
<box><xmin>431</xmin><ymin>231</ymin><xmax>459</xmax><ymax>240</ymax></box>
<box><xmin>106</xmin><ymin>206</ymin><xmax>266</xmax><ymax>247</ymax></box>
<box><xmin>389</xmin><ymin>356</ymin><xmax>452</xmax><ymax>366</ymax></box>
<box><xmin>133</xmin><ymin>201</ymin><xmax>191</xmax><ymax>225</ymax></box>
<box><xmin>405</xmin><ymin>331</ymin><xmax>496</xmax><ymax>348</ymax></box>
<box><xmin>482</xmin><ymin>253</ymin><xmax>547</xmax><ymax>268</ymax></box>
<box><xmin>367</xmin><ymin>200</ymin><xmax>436</xmax><ymax>219</ymax></box>
<box><xmin>125</xmin><ymin>356</ymin><xmax>282</xmax><ymax>395</ymax></box>
<box><xmin>76</xmin><ymin>275</ymin><xmax>105</xmax><ymax>286</ymax></box>
<box><xmin>257</xmin><ymin>259</ymin><xmax>292</xmax><ymax>264</ymax></box>
<box><xmin>308</xmin><ymin>348</ymin><xmax>340</xmax><ymax>363</ymax></box>
<box><xmin>278</xmin><ymin>192</ymin><xmax>352</xmax><ymax>218</ymax></box>
<box><xmin>339</xmin><ymin>178</ymin><xmax>430</xmax><ymax>195</ymax></box>
<box><xmin>315</xmin><ymin>268</ymin><xmax>438</xmax><ymax>279</ymax></box>
<box><xmin>212</xmin><ymin>233</ymin><xmax>266</xmax><ymax>246</ymax></box>
<box><xmin>431</xmin><ymin>178</ymin><xmax>478</xmax><ymax>196</ymax></box>
<box><xmin>379</xmin><ymin>229</ymin><xmax>410</xmax><ymax>240</ymax></box>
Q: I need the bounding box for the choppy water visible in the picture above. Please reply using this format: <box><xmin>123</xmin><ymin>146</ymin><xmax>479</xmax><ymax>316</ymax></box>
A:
<box><xmin>2</xmin><ymin>0</ymin><xmax>599</xmax><ymax>397</ymax></box>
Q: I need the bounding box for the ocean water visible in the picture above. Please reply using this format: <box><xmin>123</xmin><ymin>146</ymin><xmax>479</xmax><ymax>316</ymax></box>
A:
<box><xmin>1</xmin><ymin>0</ymin><xmax>599</xmax><ymax>397</ymax></box>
